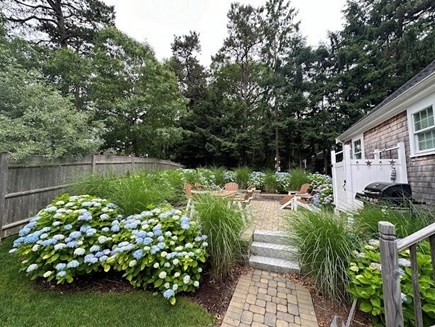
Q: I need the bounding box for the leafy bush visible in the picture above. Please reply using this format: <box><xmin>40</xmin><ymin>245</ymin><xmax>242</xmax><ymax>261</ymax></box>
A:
<box><xmin>249</xmin><ymin>171</ymin><xmax>265</xmax><ymax>190</ymax></box>
<box><xmin>308</xmin><ymin>173</ymin><xmax>333</xmax><ymax>208</ymax></box>
<box><xmin>348</xmin><ymin>240</ymin><xmax>435</xmax><ymax>326</ymax></box>
<box><xmin>263</xmin><ymin>170</ymin><xmax>277</xmax><ymax>193</ymax></box>
<box><xmin>209</xmin><ymin>166</ymin><xmax>226</xmax><ymax>187</ymax></box>
<box><xmin>275</xmin><ymin>172</ymin><xmax>291</xmax><ymax>193</ymax></box>
<box><xmin>288</xmin><ymin>168</ymin><xmax>310</xmax><ymax>190</ymax></box>
<box><xmin>223</xmin><ymin>170</ymin><xmax>236</xmax><ymax>183</ymax></box>
<box><xmin>10</xmin><ymin>194</ymin><xmax>208</xmax><ymax>304</ymax></box>
<box><xmin>235</xmin><ymin>167</ymin><xmax>252</xmax><ymax>189</ymax></box>
<box><xmin>286</xmin><ymin>210</ymin><xmax>357</xmax><ymax>302</ymax></box>
<box><xmin>193</xmin><ymin>194</ymin><xmax>246</xmax><ymax>278</ymax></box>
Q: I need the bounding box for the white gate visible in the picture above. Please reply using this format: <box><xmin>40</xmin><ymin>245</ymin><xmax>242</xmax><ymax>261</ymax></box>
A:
<box><xmin>331</xmin><ymin>142</ymin><xmax>408</xmax><ymax>212</ymax></box>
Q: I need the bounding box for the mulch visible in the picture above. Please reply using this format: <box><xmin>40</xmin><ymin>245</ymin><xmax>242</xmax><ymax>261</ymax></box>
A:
<box><xmin>285</xmin><ymin>274</ymin><xmax>373</xmax><ymax>327</ymax></box>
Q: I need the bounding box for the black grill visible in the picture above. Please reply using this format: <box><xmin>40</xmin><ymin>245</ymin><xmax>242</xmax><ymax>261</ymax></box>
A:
<box><xmin>356</xmin><ymin>182</ymin><xmax>413</xmax><ymax>206</ymax></box>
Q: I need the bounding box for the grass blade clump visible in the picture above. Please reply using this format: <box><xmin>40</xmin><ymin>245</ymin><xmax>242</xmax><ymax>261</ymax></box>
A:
<box><xmin>193</xmin><ymin>195</ymin><xmax>246</xmax><ymax>278</ymax></box>
<box><xmin>263</xmin><ymin>170</ymin><xmax>277</xmax><ymax>193</ymax></box>
<box><xmin>68</xmin><ymin>172</ymin><xmax>177</xmax><ymax>215</ymax></box>
<box><xmin>353</xmin><ymin>203</ymin><xmax>435</xmax><ymax>239</ymax></box>
<box><xmin>288</xmin><ymin>168</ymin><xmax>310</xmax><ymax>190</ymax></box>
<box><xmin>286</xmin><ymin>210</ymin><xmax>357</xmax><ymax>303</ymax></box>
<box><xmin>235</xmin><ymin>167</ymin><xmax>252</xmax><ymax>189</ymax></box>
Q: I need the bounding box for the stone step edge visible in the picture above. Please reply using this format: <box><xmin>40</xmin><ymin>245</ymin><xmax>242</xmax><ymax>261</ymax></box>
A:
<box><xmin>249</xmin><ymin>255</ymin><xmax>300</xmax><ymax>274</ymax></box>
<box><xmin>251</xmin><ymin>241</ymin><xmax>298</xmax><ymax>254</ymax></box>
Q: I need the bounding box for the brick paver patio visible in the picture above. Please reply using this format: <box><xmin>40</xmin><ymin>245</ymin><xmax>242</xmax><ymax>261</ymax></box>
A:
<box><xmin>223</xmin><ymin>200</ymin><xmax>318</xmax><ymax>327</ymax></box>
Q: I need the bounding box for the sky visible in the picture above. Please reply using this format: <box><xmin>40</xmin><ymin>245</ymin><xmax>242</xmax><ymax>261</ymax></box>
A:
<box><xmin>102</xmin><ymin>0</ymin><xmax>347</xmax><ymax>65</ymax></box>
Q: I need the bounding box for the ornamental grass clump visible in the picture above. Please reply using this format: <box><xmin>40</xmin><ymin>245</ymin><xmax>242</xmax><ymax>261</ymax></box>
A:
<box><xmin>286</xmin><ymin>210</ymin><xmax>357</xmax><ymax>302</ymax></box>
<box><xmin>263</xmin><ymin>170</ymin><xmax>277</xmax><ymax>193</ymax></box>
<box><xmin>10</xmin><ymin>194</ymin><xmax>208</xmax><ymax>304</ymax></box>
<box><xmin>235</xmin><ymin>167</ymin><xmax>252</xmax><ymax>189</ymax></box>
<box><xmin>288</xmin><ymin>168</ymin><xmax>310</xmax><ymax>190</ymax></box>
<box><xmin>193</xmin><ymin>195</ymin><xmax>246</xmax><ymax>278</ymax></box>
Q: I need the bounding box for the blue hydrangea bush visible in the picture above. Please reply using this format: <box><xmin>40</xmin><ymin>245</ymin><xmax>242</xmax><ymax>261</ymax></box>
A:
<box><xmin>308</xmin><ymin>173</ymin><xmax>334</xmax><ymax>208</ymax></box>
<box><xmin>10</xmin><ymin>194</ymin><xmax>208</xmax><ymax>304</ymax></box>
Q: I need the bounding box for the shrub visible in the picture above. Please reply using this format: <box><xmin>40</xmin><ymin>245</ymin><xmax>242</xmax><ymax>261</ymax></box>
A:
<box><xmin>223</xmin><ymin>170</ymin><xmax>236</xmax><ymax>183</ymax></box>
<box><xmin>275</xmin><ymin>172</ymin><xmax>291</xmax><ymax>193</ymax></box>
<box><xmin>348</xmin><ymin>240</ymin><xmax>435</xmax><ymax>326</ymax></box>
<box><xmin>10</xmin><ymin>194</ymin><xmax>208</xmax><ymax>304</ymax></box>
<box><xmin>235</xmin><ymin>167</ymin><xmax>252</xmax><ymax>189</ymax></box>
<box><xmin>263</xmin><ymin>170</ymin><xmax>277</xmax><ymax>193</ymax></box>
<box><xmin>288</xmin><ymin>168</ymin><xmax>310</xmax><ymax>190</ymax></box>
<box><xmin>249</xmin><ymin>171</ymin><xmax>265</xmax><ymax>190</ymax></box>
<box><xmin>286</xmin><ymin>210</ymin><xmax>357</xmax><ymax>302</ymax></box>
<box><xmin>308</xmin><ymin>173</ymin><xmax>333</xmax><ymax>208</ymax></box>
<box><xmin>209</xmin><ymin>166</ymin><xmax>226</xmax><ymax>187</ymax></box>
<box><xmin>193</xmin><ymin>194</ymin><xmax>246</xmax><ymax>278</ymax></box>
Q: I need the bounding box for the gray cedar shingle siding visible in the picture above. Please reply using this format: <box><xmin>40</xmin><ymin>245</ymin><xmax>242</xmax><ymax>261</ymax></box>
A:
<box><xmin>363</xmin><ymin>112</ymin><xmax>435</xmax><ymax>206</ymax></box>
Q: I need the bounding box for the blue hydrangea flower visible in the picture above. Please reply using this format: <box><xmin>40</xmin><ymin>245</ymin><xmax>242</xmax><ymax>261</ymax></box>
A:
<box><xmin>90</xmin><ymin>245</ymin><xmax>100</xmax><ymax>252</ymax></box>
<box><xmin>80</xmin><ymin>225</ymin><xmax>91</xmax><ymax>233</ymax></box>
<box><xmin>42</xmin><ymin>238</ymin><xmax>58</xmax><ymax>247</ymax></box>
<box><xmin>136</xmin><ymin>238</ymin><xmax>144</xmax><ymax>244</ymax></box>
<box><xmin>111</xmin><ymin>225</ymin><xmax>120</xmax><ymax>233</ymax></box>
<box><xmin>157</xmin><ymin>236</ymin><xmax>164</xmax><ymax>242</ymax></box>
<box><xmin>84</xmin><ymin>254</ymin><xmax>98</xmax><ymax>264</ymax></box>
<box><xmin>158</xmin><ymin>242</ymin><xmax>165</xmax><ymax>250</ymax></box>
<box><xmin>107</xmin><ymin>203</ymin><xmax>118</xmax><ymax>209</ymax></box>
<box><xmin>86</xmin><ymin>229</ymin><xmax>97</xmax><ymax>237</ymax></box>
<box><xmin>67</xmin><ymin>260</ymin><xmax>80</xmax><ymax>268</ymax></box>
<box><xmin>66</xmin><ymin>241</ymin><xmax>78</xmax><ymax>248</ymax></box>
<box><xmin>143</xmin><ymin>237</ymin><xmax>153</xmax><ymax>246</ymax></box>
<box><xmin>163</xmin><ymin>289</ymin><xmax>175</xmax><ymax>299</ymax></box>
<box><xmin>69</xmin><ymin>231</ymin><xmax>81</xmax><ymax>239</ymax></box>
<box><xmin>55</xmin><ymin>263</ymin><xmax>67</xmax><ymax>270</ymax></box>
<box><xmin>100</xmin><ymin>214</ymin><xmax>109</xmax><ymax>220</ymax></box>
<box><xmin>102</xmin><ymin>227</ymin><xmax>109</xmax><ymax>232</ymax></box>
<box><xmin>57</xmin><ymin>271</ymin><xmax>66</xmax><ymax>277</ymax></box>
<box><xmin>78</xmin><ymin>211</ymin><xmax>92</xmax><ymax>221</ymax></box>
<box><xmin>99</xmin><ymin>256</ymin><xmax>108</xmax><ymax>262</ymax></box>
<box><xmin>19</xmin><ymin>227</ymin><xmax>32</xmax><ymax>237</ymax></box>
<box><xmin>64</xmin><ymin>224</ymin><xmax>73</xmax><ymax>231</ymax></box>
<box><xmin>133</xmin><ymin>249</ymin><xmax>144</xmax><ymax>260</ymax></box>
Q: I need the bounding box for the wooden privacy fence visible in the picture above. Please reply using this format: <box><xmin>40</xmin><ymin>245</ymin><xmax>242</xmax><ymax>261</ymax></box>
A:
<box><xmin>379</xmin><ymin>221</ymin><xmax>435</xmax><ymax>327</ymax></box>
<box><xmin>0</xmin><ymin>153</ymin><xmax>183</xmax><ymax>240</ymax></box>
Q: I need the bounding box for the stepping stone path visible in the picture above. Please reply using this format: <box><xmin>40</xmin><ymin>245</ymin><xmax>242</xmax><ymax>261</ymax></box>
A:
<box><xmin>222</xmin><ymin>200</ymin><xmax>318</xmax><ymax>327</ymax></box>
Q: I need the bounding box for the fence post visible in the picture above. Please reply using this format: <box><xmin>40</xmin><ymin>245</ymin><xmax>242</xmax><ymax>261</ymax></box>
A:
<box><xmin>91</xmin><ymin>154</ymin><xmax>97</xmax><ymax>173</ymax></box>
<box><xmin>379</xmin><ymin>221</ymin><xmax>404</xmax><ymax>327</ymax></box>
<box><xmin>0</xmin><ymin>153</ymin><xmax>9</xmax><ymax>241</ymax></box>
<box><xmin>331</xmin><ymin>150</ymin><xmax>338</xmax><ymax>208</ymax></box>
<box><xmin>343</xmin><ymin>144</ymin><xmax>353</xmax><ymax>206</ymax></box>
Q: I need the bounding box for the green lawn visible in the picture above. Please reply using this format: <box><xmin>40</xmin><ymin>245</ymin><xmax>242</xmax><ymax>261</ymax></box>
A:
<box><xmin>0</xmin><ymin>238</ymin><xmax>215</xmax><ymax>327</ymax></box>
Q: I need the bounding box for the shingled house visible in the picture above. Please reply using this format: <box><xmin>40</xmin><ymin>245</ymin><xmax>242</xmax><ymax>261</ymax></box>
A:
<box><xmin>333</xmin><ymin>60</ymin><xmax>435</xmax><ymax>208</ymax></box>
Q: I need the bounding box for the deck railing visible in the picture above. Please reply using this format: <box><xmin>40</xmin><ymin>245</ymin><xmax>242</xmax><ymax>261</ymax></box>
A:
<box><xmin>379</xmin><ymin>221</ymin><xmax>435</xmax><ymax>326</ymax></box>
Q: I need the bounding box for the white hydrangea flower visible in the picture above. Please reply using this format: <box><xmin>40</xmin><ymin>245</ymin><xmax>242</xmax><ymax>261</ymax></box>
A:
<box><xmin>183</xmin><ymin>275</ymin><xmax>190</xmax><ymax>284</ymax></box>
<box><xmin>143</xmin><ymin>246</ymin><xmax>151</xmax><ymax>251</ymax></box>
<box><xmin>153</xmin><ymin>263</ymin><xmax>159</xmax><ymax>269</ymax></box>
<box><xmin>98</xmin><ymin>236</ymin><xmax>108</xmax><ymax>244</ymax></box>
<box><xmin>164</xmin><ymin>282</ymin><xmax>170</xmax><ymax>289</ymax></box>
<box><xmin>197</xmin><ymin>268</ymin><xmax>202</xmax><ymax>273</ymax></box>
<box><xmin>56</xmin><ymin>201</ymin><xmax>65</xmax><ymax>206</ymax></box>
<box><xmin>40</xmin><ymin>233</ymin><xmax>48</xmax><ymax>239</ymax></box>
<box><xmin>159</xmin><ymin>271</ymin><xmax>167</xmax><ymax>279</ymax></box>
<box><xmin>173</xmin><ymin>259</ymin><xmax>179</xmax><ymax>265</ymax></box>
<box><xmin>170</xmin><ymin>241</ymin><xmax>175</xmax><ymax>246</ymax></box>
<box><xmin>53</xmin><ymin>234</ymin><xmax>65</xmax><ymax>240</ymax></box>
<box><xmin>54</xmin><ymin>243</ymin><xmax>66</xmax><ymax>251</ymax></box>
<box><xmin>32</xmin><ymin>245</ymin><xmax>40</xmax><ymax>252</ymax></box>
<box><xmin>74</xmin><ymin>248</ymin><xmax>86</xmax><ymax>256</ymax></box>
<box><xmin>193</xmin><ymin>281</ymin><xmax>199</xmax><ymax>287</ymax></box>
<box><xmin>9</xmin><ymin>248</ymin><xmax>17</xmax><ymax>254</ymax></box>
<box><xmin>161</xmin><ymin>251</ymin><xmax>167</xmax><ymax>258</ymax></box>
<box><xmin>129</xmin><ymin>260</ymin><xmax>137</xmax><ymax>267</ymax></box>
<box><xmin>165</xmin><ymin>231</ymin><xmax>172</xmax><ymax>237</ymax></box>
<box><xmin>175</xmin><ymin>246</ymin><xmax>183</xmax><ymax>251</ymax></box>
<box><xmin>174</xmin><ymin>272</ymin><xmax>180</xmax><ymax>278</ymax></box>
<box><xmin>43</xmin><ymin>271</ymin><xmax>53</xmax><ymax>278</ymax></box>
<box><xmin>77</xmin><ymin>241</ymin><xmax>83</xmax><ymax>246</ymax></box>
<box><xmin>172</xmin><ymin>284</ymin><xmax>178</xmax><ymax>291</ymax></box>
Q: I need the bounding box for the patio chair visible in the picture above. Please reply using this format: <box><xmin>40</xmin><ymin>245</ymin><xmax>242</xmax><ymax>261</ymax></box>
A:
<box><xmin>279</xmin><ymin>183</ymin><xmax>310</xmax><ymax>206</ymax></box>
<box><xmin>224</xmin><ymin>182</ymin><xmax>239</xmax><ymax>191</ymax></box>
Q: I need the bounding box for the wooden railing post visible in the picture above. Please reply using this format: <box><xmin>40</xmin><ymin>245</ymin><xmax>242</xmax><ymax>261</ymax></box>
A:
<box><xmin>0</xmin><ymin>153</ymin><xmax>9</xmax><ymax>242</ymax></box>
<box><xmin>379</xmin><ymin>221</ymin><xmax>404</xmax><ymax>327</ymax></box>
<box><xmin>91</xmin><ymin>154</ymin><xmax>97</xmax><ymax>173</ymax></box>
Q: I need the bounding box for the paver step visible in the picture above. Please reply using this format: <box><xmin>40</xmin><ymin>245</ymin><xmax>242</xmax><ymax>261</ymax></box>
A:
<box><xmin>251</xmin><ymin>241</ymin><xmax>298</xmax><ymax>261</ymax></box>
<box><xmin>249</xmin><ymin>255</ymin><xmax>300</xmax><ymax>274</ymax></box>
<box><xmin>253</xmin><ymin>229</ymin><xmax>289</xmax><ymax>245</ymax></box>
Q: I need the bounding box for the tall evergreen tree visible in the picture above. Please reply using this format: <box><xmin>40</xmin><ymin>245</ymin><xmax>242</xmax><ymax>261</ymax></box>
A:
<box><xmin>1</xmin><ymin>0</ymin><xmax>115</xmax><ymax>52</ymax></box>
